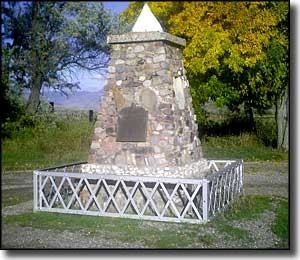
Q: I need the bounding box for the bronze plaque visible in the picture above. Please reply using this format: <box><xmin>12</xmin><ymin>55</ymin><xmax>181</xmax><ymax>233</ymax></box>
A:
<box><xmin>116</xmin><ymin>105</ymin><xmax>148</xmax><ymax>142</ymax></box>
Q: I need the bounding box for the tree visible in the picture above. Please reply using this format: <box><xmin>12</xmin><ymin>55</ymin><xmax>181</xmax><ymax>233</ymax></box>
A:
<box><xmin>2</xmin><ymin>2</ymin><xmax>113</xmax><ymax>113</ymax></box>
<box><xmin>1</xmin><ymin>2</ymin><xmax>32</xmax><ymax>120</ymax></box>
<box><xmin>1</xmin><ymin>44</ymin><xmax>24</xmax><ymax>124</ymax></box>
<box><xmin>121</xmin><ymin>2</ymin><xmax>289</xmax><ymax>148</ymax></box>
<box><xmin>255</xmin><ymin>2</ymin><xmax>289</xmax><ymax>149</ymax></box>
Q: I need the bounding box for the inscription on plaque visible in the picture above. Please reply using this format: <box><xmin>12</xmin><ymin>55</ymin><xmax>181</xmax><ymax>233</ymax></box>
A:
<box><xmin>116</xmin><ymin>104</ymin><xmax>148</xmax><ymax>142</ymax></box>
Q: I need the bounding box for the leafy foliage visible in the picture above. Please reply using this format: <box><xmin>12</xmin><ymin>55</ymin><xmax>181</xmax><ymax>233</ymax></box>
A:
<box><xmin>2</xmin><ymin>111</ymin><xmax>94</xmax><ymax>170</ymax></box>
<box><xmin>121</xmin><ymin>2</ymin><xmax>288</xmax><ymax>124</ymax></box>
<box><xmin>1</xmin><ymin>45</ymin><xmax>27</xmax><ymax>125</ymax></box>
<box><xmin>1</xmin><ymin>2</ymin><xmax>118</xmax><ymax>113</ymax></box>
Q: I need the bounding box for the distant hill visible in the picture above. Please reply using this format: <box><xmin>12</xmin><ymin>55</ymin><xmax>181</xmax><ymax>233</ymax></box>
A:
<box><xmin>24</xmin><ymin>90</ymin><xmax>103</xmax><ymax>111</ymax></box>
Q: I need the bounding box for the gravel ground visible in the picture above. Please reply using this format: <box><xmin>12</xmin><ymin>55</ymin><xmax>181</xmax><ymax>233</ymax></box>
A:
<box><xmin>230</xmin><ymin>211</ymin><xmax>281</xmax><ymax>248</ymax></box>
<box><xmin>2</xmin><ymin>225</ymin><xmax>144</xmax><ymax>249</ymax></box>
<box><xmin>1</xmin><ymin>161</ymin><xmax>288</xmax><ymax>249</ymax></box>
<box><xmin>243</xmin><ymin>162</ymin><xmax>288</xmax><ymax>198</ymax></box>
<box><xmin>2</xmin><ymin>201</ymin><xmax>33</xmax><ymax>217</ymax></box>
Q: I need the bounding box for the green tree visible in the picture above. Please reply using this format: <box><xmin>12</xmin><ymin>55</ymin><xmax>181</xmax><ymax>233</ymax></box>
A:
<box><xmin>1</xmin><ymin>45</ymin><xmax>25</xmax><ymax>125</ymax></box>
<box><xmin>1</xmin><ymin>2</ymin><xmax>31</xmax><ymax>123</ymax></box>
<box><xmin>121</xmin><ymin>2</ymin><xmax>289</xmax><ymax>148</ymax></box>
<box><xmin>255</xmin><ymin>2</ymin><xmax>289</xmax><ymax>149</ymax></box>
<box><xmin>2</xmin><ymin>1</ymin><xmax>113</xmax><ymax>113</ymax></box>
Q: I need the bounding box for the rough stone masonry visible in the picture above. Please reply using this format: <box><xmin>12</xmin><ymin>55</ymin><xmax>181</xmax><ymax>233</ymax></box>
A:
<box><xmin>83</xmin><ymin>5</ymin><xmax>209</xmax><ymax>179</ymax></box>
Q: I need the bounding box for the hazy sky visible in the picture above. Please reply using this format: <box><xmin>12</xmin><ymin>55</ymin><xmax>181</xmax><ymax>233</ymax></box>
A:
<box><xmin>78</xmin><ymin>2</ymin><xmax>129</xmax><ymax>92</ymax></box>
<box><xmin>103</xmin><ymin>1</ymin><xmax>130</xmax><ymax>14</ymax></box>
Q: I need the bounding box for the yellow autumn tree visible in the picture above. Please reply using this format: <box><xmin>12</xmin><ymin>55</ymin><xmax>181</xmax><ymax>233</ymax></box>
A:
<box><xmin>121</xmin><ymin>1</ymin><xmax>288</xmax><ymax>148</ymax></box>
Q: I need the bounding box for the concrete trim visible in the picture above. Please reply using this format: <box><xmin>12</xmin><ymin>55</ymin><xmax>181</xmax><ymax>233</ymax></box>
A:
<box><xmin>107</xmin><ymin>32</ymin><xmax>186</xmax><ymax>47</ymax></box>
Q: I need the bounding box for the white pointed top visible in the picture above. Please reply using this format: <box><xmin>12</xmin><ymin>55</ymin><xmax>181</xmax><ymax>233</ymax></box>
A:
<box><xmin>132</xmin><ymin>3</ymin><xmax>164</xmax><ymax>32</ymax></box>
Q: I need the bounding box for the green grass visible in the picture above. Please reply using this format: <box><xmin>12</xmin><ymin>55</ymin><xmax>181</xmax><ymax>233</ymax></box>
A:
<box><xmin>208</xmin><ymin>195</ymin><xmax>289</xmax><ymax>247</ymax></box>
<box><xmin>2</xmin><ymin>188</ymin><xmax>33</xmax><ymax>207</ymax></box>
<box><xmin>197</xmin><ymin>234</ymin><xmax>215</xmax><ymax>246</ymax></box>
<box><xmin>2</xmin><ymin>195</ymin><xmax>289</xmax><ymax>248</ymax></box>
<box><xmin>272</xmin><ymin>198</ymin><xmax>289</xmax><ymax>243</ymax></box>
<box><xmin>2</xmin><ymin>212</ymin><xmax>203</xmax><ymax>248</ymax></box>
<box><xmin>1</xmin><ymin>212</ymin><xmax>217</xmax><ymax>248</ymax></box>
<box><xmin>222</xmin><ymin>195</ymin><xmax>273</xmax><ymax>220</ymax></box>
<box><xmin>2</xmin><ymin>112</ymin><xmax>288</xmax><ymax>172</ymax></box>
<box><xmin>2</xmin><ymin>115</ymin><xmax>94</xmax><ymax>171</ymax></box>
<box><xmin>207</xmin><ymin>195</ymin><xmax>273</xmax><ymax>243</ymax></box>
<box><xmin>202</xmin><ymin>133</ymin><xmax>288</xmax><ymax>161</ymax></box>
<box><xmin>215</xmin><ymin>222</ymin><xmax>250</xmax><ymax>241</ymax></box>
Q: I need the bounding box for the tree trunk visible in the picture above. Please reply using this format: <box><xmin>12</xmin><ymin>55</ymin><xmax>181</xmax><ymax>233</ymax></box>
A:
<box><xmin>276</xmin><ymin>87</ymin><xmax>289</xmax><ymax>150</ymax></box>
<box><xmin>26</xmin><ymin>2</ymin><xmax>42</xmax><ymax>114</ymax></box>
<box><xmin>26</xmin><ymin>47</ymin><xmax>43</xmax><ymax>113</ymax></box>
<box><xmin>27</xmin><ymin>75</ymin><xmax>42</xmax><ymax>113</ymax></box>
<box><xmin>244</xmin><ymin>105</ymin><xmax>255</xmax><ymax>131</ymax></box>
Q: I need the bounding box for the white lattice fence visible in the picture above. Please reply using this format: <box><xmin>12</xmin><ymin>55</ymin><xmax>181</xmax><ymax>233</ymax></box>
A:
<box><xmin>33</xmin><ymin>160</ymin><xmax>243</xmax><ymax>224</ymax></box>
<box><xmin>207</xmin><ymin>160</ymin><xmax>244</xmax><ymax>218</ymax></box>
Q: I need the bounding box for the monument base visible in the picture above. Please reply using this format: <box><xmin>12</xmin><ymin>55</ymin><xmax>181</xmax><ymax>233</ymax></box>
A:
<box><xmin>80</xmin><ymin>159</ymin><xmax>211</xmax><ymax>217</ymax></box>
<box><xmin>81</xmin><ymin>159</ymin><xmax>211</xmax><ymax>179</ymax></box>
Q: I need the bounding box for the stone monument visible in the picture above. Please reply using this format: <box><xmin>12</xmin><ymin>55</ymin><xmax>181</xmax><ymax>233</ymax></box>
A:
<box><xmin>83</xmin><ymin>3</ymin><xmax>209</xmax><ymax>178</ymax></box>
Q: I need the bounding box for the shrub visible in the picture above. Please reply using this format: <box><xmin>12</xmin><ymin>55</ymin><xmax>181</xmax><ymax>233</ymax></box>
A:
<box><xmin>2</xmin><ymin>109</ymin><xmax>95</xmax><ymax>171</ymax></box>
<box><xmin>1</xmin><ymin>113</ymin><xmax>34</xmax><ymax>139</ymax></box>
<box><xmin>254</xmin><ymin>116</ymin><xmax>277</xmax><ymax>148</ymax></box>
<box><xmin>199</xmin><ymin>114</ymin><xmax>254</xmax><ymax>140</ymax></box>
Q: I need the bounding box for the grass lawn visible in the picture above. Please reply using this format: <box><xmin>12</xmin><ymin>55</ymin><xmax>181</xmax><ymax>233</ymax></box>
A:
<box><xmin>2</xmin><ymin>188</ymin><xmax>33</xmax><ymax>207</ymax></box>
<box><xmin>2</xmin><ymin>115</ymin><xmax>94</xmax><ymax>171</ymax></box>
<box><xmin>2</xmin><ymin>195</ymin><xmax>289</xmax><ymax>248</ymax></box>
<box><xmin>1</xmin><ymin>114</ymin><xmax>289</xmax><ymax>248</ymax></box>
<box><xmin>202</xmin><ymin>133</ymin><xmax>288</xmax><ymax>162</ymax></box>
<box><xmin>2</xmin><ymin>115</ymin><xmax>288</xmax><ymax>171</ymax></box>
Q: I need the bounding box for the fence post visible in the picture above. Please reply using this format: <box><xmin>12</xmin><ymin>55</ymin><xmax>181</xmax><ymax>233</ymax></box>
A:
<box><xmin>49</xmin><ymin>102</ymin><xmax>54</xmax><ymax>112</ymax></box>
<box><xmin>89</xmin><ymin>110</ymin><xmax>94</xmax><ymax>122</ymax></box>
<box><xmin>33</xmin><ymin>171</ymin><xmax>38</xmax><ymax>212</ymax></box>
<box><xmin>239</xmin><ymin>160</ymin><xmax>244</xmax><ymax>192</ymax></box>
<box><xmin>39</xmin><ymin>173</ymin><xmax>43</xmax><ymax>210</ymax></box>
<box><xmin>202</xmin><ymin>180</ymin><xmax>209</xmax><ymax>222</ymax></box>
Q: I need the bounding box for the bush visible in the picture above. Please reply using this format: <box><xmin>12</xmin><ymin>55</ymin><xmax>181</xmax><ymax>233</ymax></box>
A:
<box><xmin>199</xmin><ymin>114</ymin><xmax>254</xmax><ymax>140</ymax></box>
<box><xmin>254</xmin><ymin>116</ymin><xmax>277</xmax><ymax>148</ymax></box>
<box><xmin>2</xmin><ymin>111</ymin><xmax>95</xmax><ymax>171</ymax></box>
<box><xmin>2</xmin><ymin>101</ymin><xmax>67</xmax><ymax>139</ymax></box>
<box><xmin>198</xmin><ymin>104</ymin><xmax>278</xmax><ymax>149</ymax></box>
<box><xmin>1</xmin><ymin>113</ymin><xmax>34</xmax><ymax>139</ymax></box>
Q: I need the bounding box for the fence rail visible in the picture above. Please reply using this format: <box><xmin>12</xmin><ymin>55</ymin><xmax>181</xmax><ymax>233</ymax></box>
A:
<box><xmin>33</xmin><ymin>160</ymin><xmax>243</xmax><ymax>224</ymax></box>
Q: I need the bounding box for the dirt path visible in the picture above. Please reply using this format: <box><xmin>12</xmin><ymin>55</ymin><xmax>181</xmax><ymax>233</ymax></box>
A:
<box><xmin>1</xmin><ymin>161</ymin><xmax>288</xmax><ymax>249</ymax></box>
<box><xmin>243</xmin><ymin>162</ymin><xmax>288</xmax><ymax>198</ymax></box>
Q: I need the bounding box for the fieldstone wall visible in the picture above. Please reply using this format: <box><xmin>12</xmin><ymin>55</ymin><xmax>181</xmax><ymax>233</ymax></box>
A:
<box><xmin>87</xmin><ymin>31</ymin><xmax>208</xmax><ymax>177</ymax></box>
